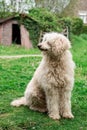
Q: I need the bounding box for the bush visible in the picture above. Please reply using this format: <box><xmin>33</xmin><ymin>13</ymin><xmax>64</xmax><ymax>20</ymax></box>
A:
<box><xmin>29</xmin><ymin>8</ymin><xmax>61</xmax><ymax>32</ymax></box>
<box><xmin>82</xmin><ymin>25</ymin><xmax>87</xmax><ymax>34</ymax></box>
<box><xmin>71</xmin><ymin>18</ymin><xmax>83</xmax><ymax>35</ymax></box>
<box><xmin>58</xmin><ymin>17</ymin><xmax>72</xmax><ymax>39</ymax></box>
<box><xmin>58</xmin><ymin>17</ymin><xmax>84</xmax><ymax>36</ymax></box>
<box><xmin>58</xmin><ymin>17</ymin><xmax>71</xmax><ymax>29</ymax></box>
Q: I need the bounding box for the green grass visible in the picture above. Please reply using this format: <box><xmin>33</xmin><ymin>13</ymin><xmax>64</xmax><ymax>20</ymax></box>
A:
<box><xmin>0</xmin><ymin>35</ymin><xmax>87</xmax><ymax>130</ymax></box>
<box><xmin>0</xmin><ymin>44</ymin><xmax>41</xmax><ymax>55</ymax></box>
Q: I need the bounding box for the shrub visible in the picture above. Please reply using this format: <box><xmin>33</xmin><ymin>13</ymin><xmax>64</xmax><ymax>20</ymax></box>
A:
<box><xmin>71</xmin><ymin>18</ymin><xmax>83</xmax><ymax>35</ymax></box>
<box><xmin>58</xmin><ymin>17</ymin><xmax>84</xmax><ymax>36</ymax></box>
<box><xmin>58</xmin><ymin>17</ymin><xmax>71</xmax><ymax>29</ymax></box>
<box><xmin>81</xmin><ymin>25</ymin><xmax>87</xmax><ymax>34</ymax></box>
<box><xmin>58</xmin><ymin>17</ymin><xmax>72</xmax><ymax>39</ymax></box>
<box><xmin>29</xmin><ymin>8</ymin><xmax>61</xmax><ymax>32</ymax></box>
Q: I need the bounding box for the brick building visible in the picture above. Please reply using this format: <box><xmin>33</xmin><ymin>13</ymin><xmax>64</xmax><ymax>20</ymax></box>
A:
<box><xmin>0</xmin><ymin>16</ymin><xmax>33</xmax><ymax>49</ymax></box>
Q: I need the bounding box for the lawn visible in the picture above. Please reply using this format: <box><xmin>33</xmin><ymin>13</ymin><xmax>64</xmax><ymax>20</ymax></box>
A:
<box><xmin>0</xmin><ymin>35</ymin><xmax>87</xmax><ymax>130</ymax></box>
<box><xmin>0</xmin><ymin>44</ymin><xmax>41</xmax><ymax>55</ymax></box>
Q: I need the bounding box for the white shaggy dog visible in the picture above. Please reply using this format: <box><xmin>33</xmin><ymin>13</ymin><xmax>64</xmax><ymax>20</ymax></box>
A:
<box><xmin>11</xmin><ymin>32</ymin><xmax>75</xmax><ymax>120</ymax></box>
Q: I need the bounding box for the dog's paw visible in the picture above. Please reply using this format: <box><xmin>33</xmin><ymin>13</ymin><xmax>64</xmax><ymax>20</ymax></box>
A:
<box><xmin>11</xmin><ymin>97</ymin><xmax>27</xmax><ymax>107</ymax></box>
<box><xmin>62</xmin><ymin>112</ymin><xmax>74</xmax><ymax>119</ymax></box>
<box><xmin>49</xmin><ymin>114</ymin><xmax>60</xmax><ymax>120</ymax></box>
<box><xmin>11</xmin><ymin>100</ymin><xmax>21</xmax><ymax>107</ymax></box>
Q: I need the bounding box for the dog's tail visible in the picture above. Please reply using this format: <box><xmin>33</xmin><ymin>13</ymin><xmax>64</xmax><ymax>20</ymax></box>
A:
<box><xmin>11</xmin><ymin>97</ymin><xmax>27</xmax><ymax>107</ymax></box>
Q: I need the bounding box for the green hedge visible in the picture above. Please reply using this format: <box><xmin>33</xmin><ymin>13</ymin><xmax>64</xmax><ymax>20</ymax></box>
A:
<box><xmin>58</xmin><ymin>17</ymin><xmax>84</xmax><ymax>36</ymax></box>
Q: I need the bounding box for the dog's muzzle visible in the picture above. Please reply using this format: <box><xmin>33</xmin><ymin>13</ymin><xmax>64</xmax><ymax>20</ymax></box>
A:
<box><xmin>37</xmin><ymin>44</ymin><xmax>42</xmax><ymax>50</ymax></box>
<box><xmin>37</xmin><ymin>44</ymin><xmax>48</xmax><ymax>51</ymax></box>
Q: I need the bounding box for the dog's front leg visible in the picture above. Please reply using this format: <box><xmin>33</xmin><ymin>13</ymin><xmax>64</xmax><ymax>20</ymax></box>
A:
<box><xmin>59</xmin><ymin>89</ymin><xmax>74</xmax><ymax>119</ymax></box>
<box><xmin>45</xmin><ymin>87</ymin><xmax>60</xmax><ymax>120</ymax></box>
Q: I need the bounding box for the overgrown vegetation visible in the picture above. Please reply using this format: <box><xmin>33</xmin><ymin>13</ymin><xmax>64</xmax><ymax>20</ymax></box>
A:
<box><xmin>22</xmin><ymin>8</ymin><xmax>61</xmax><ymax>47</ymax></box>
<box><xmin>29</xmin><ymin>8</ymin><xmax>60</xmax><ymax>32</ymax></box>
<box><xmin>21</xmin><ymin>17</ymin><xmax>41</xmax><ymax>48</ymax></box>
<box><xmin>0</xmin><ymin>35</ymin><xmax>87</xmax><ymax>130</ymax></box>
<box><xmin>71</xmin><ymin>18</ymin><xmax>83</xmax><ymax>35</ymax></box>
<box><xmin>22</xmin><ymin>8</ymin><xmax>84</xmax><ymax>47</ymax></box>
<box><xmin>58</xmin><ymin>17</ymin><xmax>83</xmax><ymax>36</ymax></box>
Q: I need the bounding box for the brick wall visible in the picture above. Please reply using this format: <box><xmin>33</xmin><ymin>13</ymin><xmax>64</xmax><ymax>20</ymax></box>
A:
<box><xmin>0</xmin><ymin>25</ymin><xmax>3</xmax><ymax>43</ymax></box>
<box><xmin>1</xmin><ymin>20</ymin><xmax>12</xmax><ymax>45</ymax></box>
<box><xmin>0</xmin><ymin>19</ymin><xmax>33</xmax><ymax>48</ymax></box>
<box><xmin>20</xmin><ymin>25</ymin><xmax>33</xmax><ymax>49</ymax></box>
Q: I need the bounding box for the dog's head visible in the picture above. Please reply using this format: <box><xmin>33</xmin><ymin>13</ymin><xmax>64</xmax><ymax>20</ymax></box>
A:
<box><xmin>38</xmin><ymin>32</ymin><xmax>71</xmax><ymax>57</ymax></box>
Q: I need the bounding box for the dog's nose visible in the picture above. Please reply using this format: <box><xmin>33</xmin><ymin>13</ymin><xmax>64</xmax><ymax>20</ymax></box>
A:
<box><xmin>37</xmin><ymin>44</ymin><xmax>42</xmax><ymax>49</ymax></box>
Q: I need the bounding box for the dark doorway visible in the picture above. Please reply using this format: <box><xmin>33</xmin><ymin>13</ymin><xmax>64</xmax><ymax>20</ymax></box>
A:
<box><xmin>12</xmin><ymin>24</ymin><xmax>21</xmax><ymax>44</ymax></box>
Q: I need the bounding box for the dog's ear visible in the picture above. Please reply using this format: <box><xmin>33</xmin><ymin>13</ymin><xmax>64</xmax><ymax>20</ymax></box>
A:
<box><xmin>55</xmin><ymin>35</ymin><xmax>71</xmax><ymax>54</ymax></box>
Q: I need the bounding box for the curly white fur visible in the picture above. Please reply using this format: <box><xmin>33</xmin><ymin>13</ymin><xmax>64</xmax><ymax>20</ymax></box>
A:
<box><xmin>11</xmin><ymin>32</ymin><xmax>75</xmax><ymax>120</ymax></box>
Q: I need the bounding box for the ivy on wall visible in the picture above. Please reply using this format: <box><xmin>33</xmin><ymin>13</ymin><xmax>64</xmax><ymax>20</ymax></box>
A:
<box><xmin>22</xmin><ymin>18</ymin><xmax>40</xmax><ymax>47</ymax></box>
